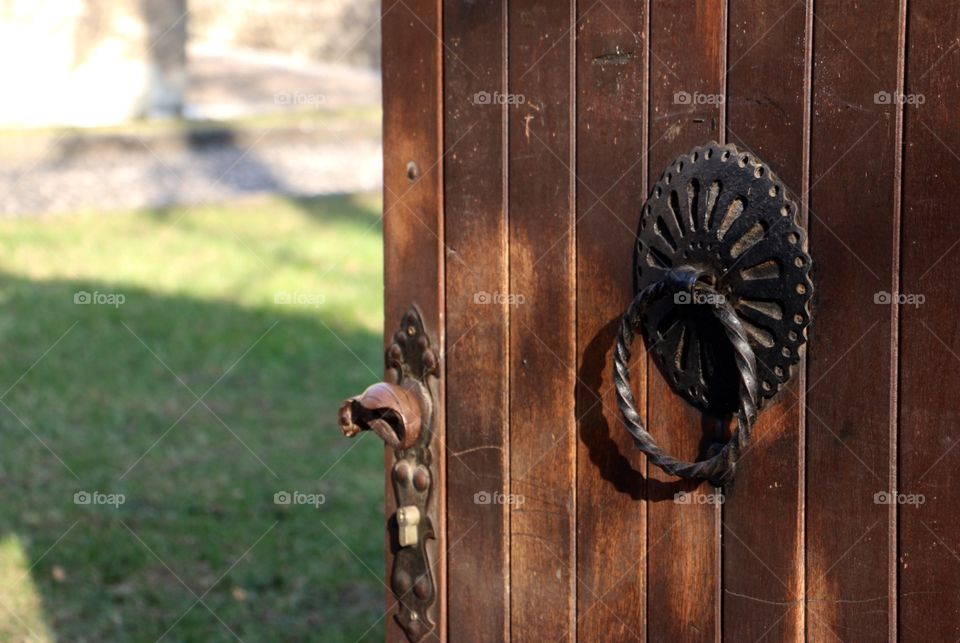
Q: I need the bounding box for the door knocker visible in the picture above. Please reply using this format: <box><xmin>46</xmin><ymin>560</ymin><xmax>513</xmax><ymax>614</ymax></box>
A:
<box><xmin>615</xmin><ymin>141</ymin><xmax>813</xmax><ymax>485</ymax></box>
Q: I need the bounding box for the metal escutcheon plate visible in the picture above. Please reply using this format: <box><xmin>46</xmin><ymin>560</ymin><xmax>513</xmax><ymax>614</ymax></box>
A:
<box><xmin>635</xmin><ymin>141</ymin><xmax>813</xmax><ymax>414</ymax></box>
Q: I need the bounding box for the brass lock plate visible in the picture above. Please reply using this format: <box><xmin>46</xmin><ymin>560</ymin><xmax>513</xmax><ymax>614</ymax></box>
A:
<box><xmin>385</xmin><ymin>307</ymin><xmax>438</xmax><ymax>642</ymax></box>
<box><xmin>337</xmin><ymin>306</ymin><xmax>438</xmax><ymax>642</ymax></box>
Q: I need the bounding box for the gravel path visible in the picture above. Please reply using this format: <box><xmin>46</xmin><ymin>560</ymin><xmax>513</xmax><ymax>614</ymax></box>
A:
<box><xmin>0</xmin><ymin>45</ymin><xmax>382</xmax><ymax>217</ymax></box>
<box><xmin>0</xmin><ymin>135</ymin><xmax>382</xmax><ymax>217</ymax></box>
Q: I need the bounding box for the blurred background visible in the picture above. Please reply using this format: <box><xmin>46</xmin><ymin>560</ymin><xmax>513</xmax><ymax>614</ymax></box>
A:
<box><xmin>0</xmin><ymin>1</ymin><xmax>386</xmax><ymax>640</ymax></box>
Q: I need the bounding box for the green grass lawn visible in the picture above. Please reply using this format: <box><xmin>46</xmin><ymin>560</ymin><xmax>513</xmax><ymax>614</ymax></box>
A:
<box><xmin>0</xmin><ymin>195</ymin><xmax>386</xmax><ymax>641</ymax></box>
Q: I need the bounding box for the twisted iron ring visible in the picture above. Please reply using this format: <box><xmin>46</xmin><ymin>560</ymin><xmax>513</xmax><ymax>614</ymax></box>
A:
<box><xmin>613</xmin><ymin>268</ymin><xmax>759</xmax><ymax>485</ymax></box>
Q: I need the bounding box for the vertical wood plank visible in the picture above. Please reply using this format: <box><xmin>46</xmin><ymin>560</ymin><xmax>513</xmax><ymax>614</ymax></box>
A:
<box><xmin>721</xmin><ymin>1</ymin><xmax>809</xmax><ymax>639</ymax></box>
<box><xmin>646</xmin><ymin>1</ymin><xmax>726</xmax><ymax>640</ymax></box>
<box><xmin>443</xmin><ymin>0</ymin><xmax>510</xmax><ymax>641</ymax></box>
<box><xmin>575</xmin><ymin>1</ymin><xmax>648</xmax><ymax>641</ymax></box>
<box><xmin>899</xmin><ymin>1</ymin><xmax>960</xmax><ymax>639</ymax></box>
<box><xmin>508</xmin><ymin>0</ymin><xmax>577</xmax><ymax>639</ymax></box>
<box><xmin>804</xmin><ymin>1</ymin><xmax>902</xmax><ymax>639</ymax></box>
<box><xmin>382</xmin><ymin>0</ymin><xmax>445</xmax><ymax>640</ymax></box>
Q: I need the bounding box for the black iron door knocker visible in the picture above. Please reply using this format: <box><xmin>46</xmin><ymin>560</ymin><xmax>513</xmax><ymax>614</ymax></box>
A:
<box><xmin>614</xmin><ymin>141</ymin><xmax>813</xmax><ymax>485</ymax></box>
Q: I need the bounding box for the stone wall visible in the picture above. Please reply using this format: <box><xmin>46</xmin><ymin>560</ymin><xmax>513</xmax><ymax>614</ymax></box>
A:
<box><xmin>0</xmin><ymin>0</ymin><xmax>187</xmax><ymax>127</ymax></box>
<box><xmin>189</xmin><ymin>0</ymin><xmax>380</xmax><ymax>69</ymax></box>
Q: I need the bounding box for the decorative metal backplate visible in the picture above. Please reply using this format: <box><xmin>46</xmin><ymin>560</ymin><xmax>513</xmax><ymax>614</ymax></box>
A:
<box><xmin>385</xmin><ymin>307</ymin><xmax>438</xmax><ymax>642</ymax></box>
<box><xmin>635</xmin><ymin>141</ymin><xmax>813</xmax><ymax>414</ymax></box>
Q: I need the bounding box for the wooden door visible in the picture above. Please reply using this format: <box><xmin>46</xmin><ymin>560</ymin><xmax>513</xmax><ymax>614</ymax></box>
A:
<box><xmin>372</xmin><ymin>1</ymin><xmax>960</xmax><ymax>640</ymax></box>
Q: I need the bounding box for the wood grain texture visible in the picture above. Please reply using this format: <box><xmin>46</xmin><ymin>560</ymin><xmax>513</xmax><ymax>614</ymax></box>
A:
<box><xmin>376</xmin><ymin>1</ymin><xmax>960</xmax><ymax>641</ymax></box>
<box><xmin>508</xmin><ymin>1</ymin><xmax>577</xmax><ymax>640</ymax></box>
<box><xmin>804</xmin><ymin>1</ymin><xmax>902</xmax><ymax>639</ymax></box>
<box><xmin>574</xmin><ymin>0</ymin><xmax>648</xmax><ymax>641</ymax></box>
<box><xmin>899</xmin><ymin>1</ymin><xmax>960</xmax><ymax>639</ymax></box>
<box><xmin>721</xmin><ymin>0</ymin><xmax>809</xmax><ymax>639</ymax></box>
<box><xmin>646</xmin><ymin>1</ymin><xmax>726</xmax><ymax>641</ymax></box>
<box><xmin>382</xmin><ymin>0</ymin><xmax>445</xmax><ymax>640</ymax></box>
<box><xmin>443</xmin><ymin>0</ymin><xmax>509</xmax><ymax>641</ymax></box>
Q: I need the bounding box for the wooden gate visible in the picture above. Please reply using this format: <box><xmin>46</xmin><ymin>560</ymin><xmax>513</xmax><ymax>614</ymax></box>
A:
<box><xmin>369</xmin><ymin>0</ymin><xmax>960</xmax><ymax>640</ymax></box>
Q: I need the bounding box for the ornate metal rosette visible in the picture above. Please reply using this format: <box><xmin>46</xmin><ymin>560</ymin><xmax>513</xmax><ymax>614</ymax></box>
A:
<box><xmin>635</xmin><ymin>141</ymin><xmax>813</xmax><ymax>414</ymax></box>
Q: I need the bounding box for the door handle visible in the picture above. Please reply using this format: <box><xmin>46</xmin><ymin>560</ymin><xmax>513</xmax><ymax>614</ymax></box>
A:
<box><xmin>615</xmin><ymin>141</ymin><xmax>813</xmax><ymax>485</ymax></box>
<box><xmin>339</xmin><ymin>381</ymin><xmax>423</xmax><ymax>449</ymax></box>
<box><xmin>337</xmin><ymin>306</ymin><xmax>438</xmax><ymax>641</ymax></box>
